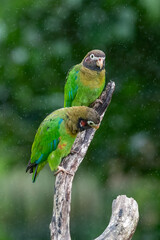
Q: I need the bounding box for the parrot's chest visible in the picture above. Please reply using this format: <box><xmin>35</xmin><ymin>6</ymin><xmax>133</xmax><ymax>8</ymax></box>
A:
<box><xmin>73</xmin><ymin>86</ymin><xmax>101</xmax><ymax>106</ymax></box>
<box><xmin>80</xmin><ymin>70</ymin><xmax>104</xmax><ymax>88</ymax></box>
<box><xmin>59</xmin><ymin>126</ymin><xmax>76</xmax><ymax>155</ymax></box>
<box><xmin>74</xmin><ymin>70</ymin><xmax>105</xmax><ymax>106</ymax></box>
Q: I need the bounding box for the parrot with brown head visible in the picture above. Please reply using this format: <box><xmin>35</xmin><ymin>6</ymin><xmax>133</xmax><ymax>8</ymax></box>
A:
<box><xmin>64</xmin><ymin>49</ymin><xmax>106</xmax><ymax>107</ymax></box>
<box><xmin>26</xmin><ymin>106</ymin><xmax>100</xmax><ymax>182</ymax></box>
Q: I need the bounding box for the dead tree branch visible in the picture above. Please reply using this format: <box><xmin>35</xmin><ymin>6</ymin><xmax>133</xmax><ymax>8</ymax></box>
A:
<box><xmin>94</xmin><ymin>195</ymin><xmax>139</xmax><ymax>240</ymax></box>
<box><xmin>49</xmin><ymin>81</ymin><xmax>139</xmax><ymax>240</ymax></box>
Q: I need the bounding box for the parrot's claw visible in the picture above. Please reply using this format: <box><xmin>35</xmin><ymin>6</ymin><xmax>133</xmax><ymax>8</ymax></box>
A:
<box><xmin>96</xmin><ymin>98</ymin><xmax>103</xmax><ymax>104</ymax></box>
<box><xmin>90</xmin><ymin>98</ymin><xmax>103</xmax><ymax>107</ymax></box>
<box><xmin>54</xmin><ymin>166</ymin><xmax>73</xmax><ymax>176</ymax></box>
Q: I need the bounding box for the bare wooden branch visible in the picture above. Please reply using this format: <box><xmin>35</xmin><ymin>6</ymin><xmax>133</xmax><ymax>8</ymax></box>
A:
<box><xmin>94</xmin><ymin>195</ymin><xmax>139</xmax><ymax>240</ymax></box>
<box><xmin>49</xmin><ymin>81</ymin><xmax>115</xmax><ymax>240</ymax></box>
<box><xmin>50</xmin><ymin>81</ymin><xmax>139</xmax><ymax>240</ymax></box>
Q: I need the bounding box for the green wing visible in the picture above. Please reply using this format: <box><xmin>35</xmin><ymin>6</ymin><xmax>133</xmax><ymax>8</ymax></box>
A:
<box><xmin>64</xmin><ymin>64</ymin><xmax>81</xmax><ymax>107</ymax></box>
<box><xmin>26</xmin><ymin>115</ymin><xmax>64</xmax><ymax>182</ymax></box>
<box><xmin>31</xmin><ymin>117</ymin><xmax>63</xmax><ymax>165</ymax></box>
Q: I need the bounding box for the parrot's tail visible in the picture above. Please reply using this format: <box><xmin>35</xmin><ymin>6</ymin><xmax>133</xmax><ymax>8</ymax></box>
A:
<box><xmin>26</xmin><ymin>160</ymin><xmax>38</xmax><ymax>183</ymax></box>
<box><xmin>26</xmin><ymin>159</ymin><xmax>36</xmax><ymax>173</ymax></box>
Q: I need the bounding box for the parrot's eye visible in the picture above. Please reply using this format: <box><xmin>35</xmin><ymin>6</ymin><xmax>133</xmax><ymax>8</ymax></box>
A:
<box><xmin>87</xmin><ymin>120</ymin><xmax>94</xmax><ymax>126</ymax></box>
<box><xmin>90</xmin><ymin>54</ymin><xmax>95</xmax><ymax>59</ymax></box>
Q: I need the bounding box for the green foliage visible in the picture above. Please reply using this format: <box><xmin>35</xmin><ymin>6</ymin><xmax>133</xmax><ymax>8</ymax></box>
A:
<box><xmin>0</xmin><ymin>0</ymin><xmax>160</xmax><ymax>239</ymax></box>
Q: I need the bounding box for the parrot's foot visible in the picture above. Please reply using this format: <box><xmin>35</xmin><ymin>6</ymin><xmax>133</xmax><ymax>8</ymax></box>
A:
<box><xmin>96</xmin><ymin>98</ymin><xmax>103</xmax><ymax>104</ymax></box>
<box><xmin>54</xmin><ymin>166</ymin><xmax>73</xmax><ymax>176</ymax></box>
<box><xmin>90</xmin><ymin>98</ymin><xmax>103</xmax><ymax>108</ymax></box>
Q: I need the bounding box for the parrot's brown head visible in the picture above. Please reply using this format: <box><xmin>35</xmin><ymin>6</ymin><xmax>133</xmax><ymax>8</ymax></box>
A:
<box><xmin>82</xmin><ymin>49</ymin><xmax>105</xmax><ymax>72</ymax></box>
<box><xmin>76</xmin><ymin>107</ymin><xmax>100</xmax><ymax>132</ymax></box>
<box><xmin>66</xmin><ymin>106</ymin><xmax>100</xmax><ymax>134</ymax></box>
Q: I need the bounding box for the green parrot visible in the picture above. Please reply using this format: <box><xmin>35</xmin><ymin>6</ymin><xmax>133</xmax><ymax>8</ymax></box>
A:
<box><xmin>64</xmin><ymin>49</ymin><xmax>106</xmax><ymax>107</ymax></box>
<box><xmin>26</xmin><ymin>106</ymin><xmax>100</xmax><ymax>182</ymax></box>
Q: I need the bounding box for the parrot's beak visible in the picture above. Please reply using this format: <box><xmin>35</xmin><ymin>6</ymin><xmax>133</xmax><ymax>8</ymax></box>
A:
<box><xmin>96</xmin><ymin>58</ymin><xmax>104</xmax><ymax>69</ymax></box>
<box><xmin>92</xmin><ymin>124</ymin><xmax>100</xmax><ymax>130</ymax></box>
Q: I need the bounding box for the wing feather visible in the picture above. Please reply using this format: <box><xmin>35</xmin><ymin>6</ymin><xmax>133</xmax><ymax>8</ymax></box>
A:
<box><xmin>64</xmin><ymin>64</ymin><xmax>80</xmax><ymax>107</ymax></box>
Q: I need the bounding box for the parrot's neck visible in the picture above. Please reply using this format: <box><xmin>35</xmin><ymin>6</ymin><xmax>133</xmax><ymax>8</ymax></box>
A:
<box><xmin>65</xmin><ymin>119</ymin><xmax>79</xmax><ymax>136</ymax></box>
<box><xmin>64</xmin><ymin>106</ymin><xmax>89</xmax><ymax>135</ymax></box>
<box><xmin>80</xmin><ymin>65</ymin><xmax>105</xmax><ymax>88</ymax></box>
<box><xmin>64</xmin><ymin>110</ymin><xmax>80</xmax><ymax>136</ymax></box>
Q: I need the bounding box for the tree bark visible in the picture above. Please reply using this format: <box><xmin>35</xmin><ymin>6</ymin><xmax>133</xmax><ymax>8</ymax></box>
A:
<box><xmin>49</xmin><ymin>81</ymin><xmax>139</xmax><ymax>240</ymax></box>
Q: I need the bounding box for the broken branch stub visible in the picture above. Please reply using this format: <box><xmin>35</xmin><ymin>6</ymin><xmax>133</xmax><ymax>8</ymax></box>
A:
<box><xmin>94</xmin><ymin>195</ymin><xmax>139</xmax><ymax>240</ymax></box>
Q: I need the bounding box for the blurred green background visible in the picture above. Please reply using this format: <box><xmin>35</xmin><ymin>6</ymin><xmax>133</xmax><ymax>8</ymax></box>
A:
<box><xmin>0</xmin><ymin>0</ymin><xmax>160</xmax><ymax>239</ymax></box>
